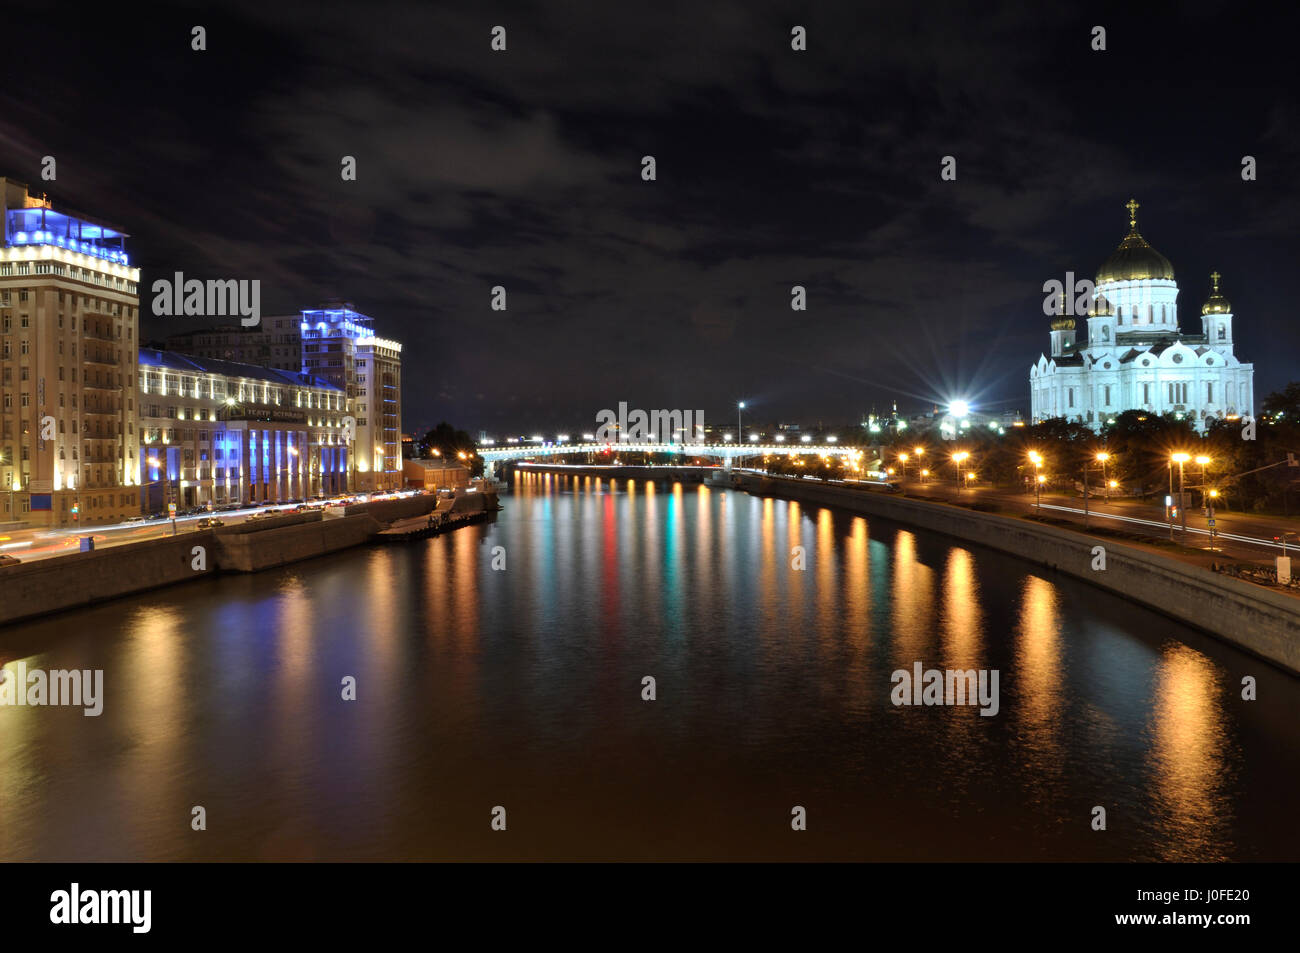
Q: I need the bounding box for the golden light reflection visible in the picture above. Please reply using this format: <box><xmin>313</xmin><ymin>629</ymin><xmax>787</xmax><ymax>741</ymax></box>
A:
<box><xmin>815</xmin><ymin>508</ymin><xmax>835</xmax><ymax>647</ymax></box>
<box><xmin>1014</xmin><ymin>575</ymin><xmax>1064</xmax><ymax>784</ymax></box>
<box><xmin>890</xmin><ymin>530</ymin><xmax>934</xmax><ymax>664</ymax></box>
<box><xmin>939</xmin><ymin>547</ymin><xmax>980</xmax><ymax>665</ymax></box>
<box><xmin>842</xmin><ymin>517</ymin><xmax>870</xmax><ymax>650</ymax></box>
<box><xmin>1148</xmin><ymin>644</ymin><xmax>1231</xmax><ymax>861</ymax></box>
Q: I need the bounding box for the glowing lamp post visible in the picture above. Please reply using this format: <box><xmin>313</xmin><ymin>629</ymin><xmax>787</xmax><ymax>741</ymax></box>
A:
<box><xmin>1195</xmin><ymin>455</ymin><xmax>1211</xmax><ymax>508</ymax></box>
<box><xmin>952</xmin><ymin>451</ymin><xmax>970</xmax><ymax>494</ymax></box>
<box><xmin>1028</xmin><ymin>451</ymin><xmax>1044</xmax><ymax>510</ymax></box>
<box><xmin>1171</xmin><ymin>453</ymin><xmax>1191</xmax><ymax>537</ymax></box>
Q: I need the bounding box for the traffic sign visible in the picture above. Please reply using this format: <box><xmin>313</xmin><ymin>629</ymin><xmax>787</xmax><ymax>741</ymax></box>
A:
<box><xmin>168</xmin><ymin>503</ymin><xmax>177</xmax><ymax>518</ymax></box>
<box><xmin>1207</xmin><ymin>518</ymin><xmax>1216</xmax><ymax>527</ymax></box>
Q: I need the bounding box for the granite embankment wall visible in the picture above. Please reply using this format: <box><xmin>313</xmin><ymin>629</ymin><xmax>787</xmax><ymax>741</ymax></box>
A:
<box><xmin>736</xmin><ymin>473</ymin><xmax>1300</xmax><ymax>674</ymax></box>
<box><xmin>212</xmin><ymin>514</ymin><xmax>382</xmax><ymax>573</ymax></box>
<box><xmin>0</xmin><ymin>493</ymin><xmax>500</xmax><ymax>626</ymax></box>
<box><xmin>0</xmin><ymin>531</ymin><xmax>217</xmax><ymax>625</ymax></box>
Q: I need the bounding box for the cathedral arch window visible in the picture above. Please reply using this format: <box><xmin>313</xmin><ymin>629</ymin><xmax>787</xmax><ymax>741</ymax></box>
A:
<box><xmin>1218</xmin><ymin>326</ymin><xmax>1226</xmax><ymax>340</ymax></box>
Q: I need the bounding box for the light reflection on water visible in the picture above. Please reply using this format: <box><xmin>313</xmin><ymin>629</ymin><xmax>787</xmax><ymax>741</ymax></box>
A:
<box><xmin>0</xmin><ymin>471</ymin><xmax>1295</xmax><ymax>861</ymax></box>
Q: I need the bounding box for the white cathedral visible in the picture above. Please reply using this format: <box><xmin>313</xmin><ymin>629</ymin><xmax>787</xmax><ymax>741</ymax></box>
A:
<box><xmin>1030</xmin><ymin>199</ymin><xmax>1254</xmax><ymax>432</ymax></box>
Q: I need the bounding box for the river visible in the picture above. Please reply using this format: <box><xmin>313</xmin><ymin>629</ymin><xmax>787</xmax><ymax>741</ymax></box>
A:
<box><xmin>1</xmin><ymin>472</ymin><xmax>1296</xmax><ymax>861</ymax></box>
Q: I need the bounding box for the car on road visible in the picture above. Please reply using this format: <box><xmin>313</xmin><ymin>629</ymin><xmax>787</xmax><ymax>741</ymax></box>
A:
<box><xmin>0</xmin><ymin>554</ymin><xmax>22</xmax><ymax>568</ymax></box>
<box><xmin>195</xmin><ymin>517</ymin><xmax>225</xmax><ymax>529</ymax></box>
<box><xmin>124</xmin><ymin>515</ymin><xmax>146</xmax><ymax>524</ymax></box>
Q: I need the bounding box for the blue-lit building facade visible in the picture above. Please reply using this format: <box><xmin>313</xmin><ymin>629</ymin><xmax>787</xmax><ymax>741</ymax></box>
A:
<box><xmin>300</xmin><ymin>304</ymin><xmax>403</xmax><ymax>492</ymax></box>
<box><xmin>137</xmin><ymin>349</ymin><xmax>350</xmax><ymax>510</ymax></box>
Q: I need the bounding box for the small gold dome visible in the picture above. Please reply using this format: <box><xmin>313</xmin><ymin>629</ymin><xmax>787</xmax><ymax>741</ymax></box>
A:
<box><xmin>1202</xmin><ymin>270</ymin><xmax>1232</xmax><ymax>314</ymax></box>
<box><xmin>1096</xmin><ymin>199</ymin><xmax>1175</xmax><ymax>284</ymax></box>
<box><xmin>1050</xmin><ymin>316</ymin><xmax>1076</xmax><ymax>331</ymax></box>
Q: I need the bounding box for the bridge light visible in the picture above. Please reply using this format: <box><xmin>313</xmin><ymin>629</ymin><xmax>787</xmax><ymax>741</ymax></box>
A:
<box><xmin>800</xmin><ymin>435</ymin><xmax>811</xmax><ymax>443</ymax></box>
<box><xmin>827</xmin><ymin>436</ymin><xmax>837</xmax><ymax>443</ymax></box>
<box><xmin>950</xmin><ymin>400</ymin><xmax>970</xmax><ymax>417</ymax></box>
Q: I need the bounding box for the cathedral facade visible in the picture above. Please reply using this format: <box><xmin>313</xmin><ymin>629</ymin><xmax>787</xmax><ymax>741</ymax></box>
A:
<box><xmin>1029</xmin><ymin>200</ymin><xmax>1254</xmax><ymax>433</ymax></box>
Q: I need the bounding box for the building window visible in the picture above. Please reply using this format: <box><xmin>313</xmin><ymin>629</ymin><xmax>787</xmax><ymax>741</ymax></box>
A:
<box><xmin>1104</xmin><ymin>385</ymin><xmax>1111</xmax><ymax>406</ymax></box>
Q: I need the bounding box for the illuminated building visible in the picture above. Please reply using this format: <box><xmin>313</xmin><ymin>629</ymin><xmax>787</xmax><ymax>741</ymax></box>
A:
<box><xmin>163</xmin><ymin>316</ymin><xmax>303</xmax><ymax>371</ymax></box>
<box><xmin>1031</xmin><ymin>199</ymin><xmax>1254</xmax><ymax>432</ymax></box>
<box><xmin>300</xmin><ymin>303</ymin><xmax>402</xmax><ymax>492</ymax></box>
<box><xmin>0</xmin><ymin>177</ymin><xmax>141</xmax><ymax>526</ymax></box>
<box><xmin>137</xmin><ymin>349</ymin><xmax>349</xmax><ymax>508</ymax></box>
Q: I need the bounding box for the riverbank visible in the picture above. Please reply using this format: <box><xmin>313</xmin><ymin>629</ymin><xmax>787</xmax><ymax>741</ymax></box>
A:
<box><xmin>0</xmin><ymin>490</ymin><xmax>497</xmax><ymax>626</ymax></box>
<box><xmin>733</xmin><ymin>472</ymin><xmax>1300</xmax><ymax>674</ymax></box>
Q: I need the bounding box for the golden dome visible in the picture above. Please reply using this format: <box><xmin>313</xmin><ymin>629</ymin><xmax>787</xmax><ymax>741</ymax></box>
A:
<box><xmin>1202</xmin><ymin>270</ymin><xmax>1232</xmax><ymax>314</ymax></box>
<box><xmin>1047</xmin><ymin>292</ymin><xmax>1075</xmax><ymax>330</ymax></box>
<box><xmin>1096</xmin><ymin>199</ymin><xmax>1175</xmax><ymax>284</ymax></box>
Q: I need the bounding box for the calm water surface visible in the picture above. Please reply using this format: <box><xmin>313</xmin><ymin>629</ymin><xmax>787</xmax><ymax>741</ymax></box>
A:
<box><xmin>1</xmin><ymin>472</ymin><xmax>1297</xmax><ymax>861</ymax></box>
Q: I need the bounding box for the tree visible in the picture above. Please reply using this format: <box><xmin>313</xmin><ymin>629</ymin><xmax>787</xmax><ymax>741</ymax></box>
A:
<box><xmin>418</xmin><ymin>422</ymin><xmax>483</xmax><ymax>477</ymax></box>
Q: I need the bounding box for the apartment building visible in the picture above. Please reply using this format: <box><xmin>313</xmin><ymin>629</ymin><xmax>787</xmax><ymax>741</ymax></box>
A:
<box><xmin>0</xmin><ymin>177</ymin><xmax>141</xmax><ymax>527</ymax></box>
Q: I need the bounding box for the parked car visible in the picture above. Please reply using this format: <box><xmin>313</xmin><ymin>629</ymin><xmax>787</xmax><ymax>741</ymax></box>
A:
<box><xmin>196</xmin><ymin>517</ymin><xmax>225</xmax><ymax>529</ymax></box>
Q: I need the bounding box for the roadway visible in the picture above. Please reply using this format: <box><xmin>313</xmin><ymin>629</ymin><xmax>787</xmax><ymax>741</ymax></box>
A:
<box><xmin>0</xmin><ymin>492</ymin><xmax>420</xmax><ymax>565</ymax></box>
<box><xmin>890</xmin><ymin>479</ymin><xmax>1298</xmax><ymax>561</ymax></box>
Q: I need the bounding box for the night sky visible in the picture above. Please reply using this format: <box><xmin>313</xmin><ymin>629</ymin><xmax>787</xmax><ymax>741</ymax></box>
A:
<box><xmin>3</xmin><ymin>1</ymin><xmax>1297</xmax><ymax>437</ymax></box>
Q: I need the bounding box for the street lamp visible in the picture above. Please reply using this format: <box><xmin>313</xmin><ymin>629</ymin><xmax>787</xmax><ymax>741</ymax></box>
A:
<box><xmin>1195</xmin><ymin>454</ymin><xmax>1211</xmax><ymax>508</ymax></box>
<box><xmin>1096</xmin><ymin>452</ymin><xmax>1111</xmax><ymax>501</ymax></box>
<box><xmin>952</xmin><ymin>451</ymin><xmax>969</xmax><ymax>493</ymax></box>
<box><xmin>147</xmin><ymin>455</ymin><xmax>176</xmax><ymax>535</ymax></box>
<box><xmin>1028</xmin><ymin>451</ymin><xmax>1044</xmax><ymax>509</ymax></box>
<box><xmin>898</xmin><ymin>452</ymin><xmax>909</xmax><ymax>479</ymax></box>
<box><xmin>1172</xmin><ymin>452</ymin><xmax>1191</xmax><ymax>537</ymax></box>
